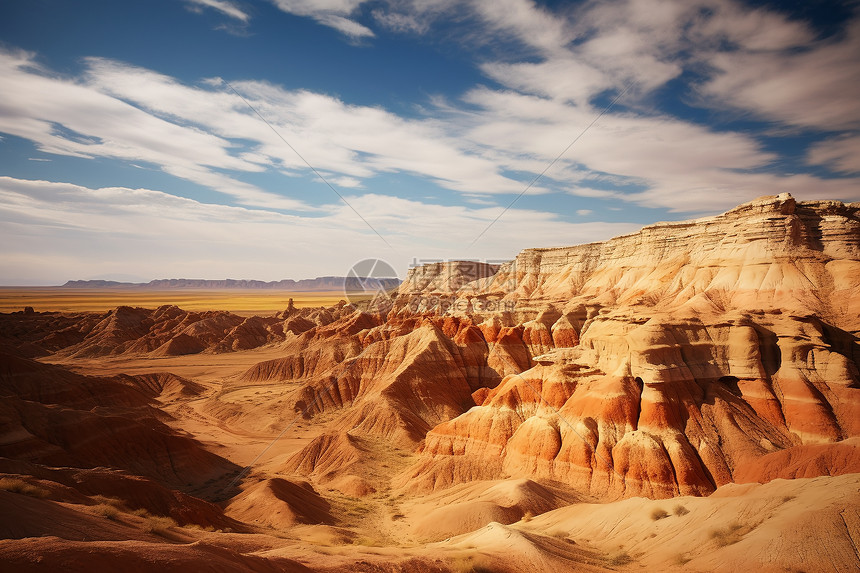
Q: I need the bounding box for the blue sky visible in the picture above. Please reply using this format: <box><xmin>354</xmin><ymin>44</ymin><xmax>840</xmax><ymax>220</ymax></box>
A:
<box><xmin>0</xmin><ymin>0</ymin><xmax>858</xmax><ymax>284</ymax></box>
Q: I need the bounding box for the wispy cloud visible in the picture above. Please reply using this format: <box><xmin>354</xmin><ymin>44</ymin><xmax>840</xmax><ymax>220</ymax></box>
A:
<box><xmin>808</xmin><ymin>135</ymin><xmax>860</xmax><ymax>175</ymax></box>
<box><xmin>186</xmin><ymin>0</ymin><xmax>250</xmax><ymax>22</ymax></box>
<box><xmin>0</xmin><ymin>51</ymin><xmax>311</xmax><ymax>211</ymax></box>
<box><xmin>697</xmin><ymin>16</ymin><xmax>860</xmax><ymax>131</ymax></box>
<box><xmin>0</xmin><ymin>176</ymin><xmax>638</xmax><ymax>284</ymax></box>
<box><xmin>269</xmin><ymin>0</ymin><xmax>374</xmax><ymax>39</ymax></box>
<box><xmin>1</xmin><ymin>50</ymin><xmax>546</xmax><ymax>206</ymax></box>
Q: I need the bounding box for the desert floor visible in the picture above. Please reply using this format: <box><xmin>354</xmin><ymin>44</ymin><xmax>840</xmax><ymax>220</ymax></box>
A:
<box><xmin>0</xmin><ymin>288</ymin><xmax>363</xmax><ymax>315</ymax></box>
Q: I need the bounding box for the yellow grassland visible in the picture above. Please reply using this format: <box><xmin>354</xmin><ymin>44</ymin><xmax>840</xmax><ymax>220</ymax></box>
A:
<box><xmin>0</xmin><ymin>288</ymin><xmax>369</xmax><ymax>316</ymax></box>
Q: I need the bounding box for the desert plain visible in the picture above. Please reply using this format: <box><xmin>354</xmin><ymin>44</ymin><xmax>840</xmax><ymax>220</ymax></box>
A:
<box><xmin>0</xmin><ymin>288</ymin><xmax>358</xmax><ymax>316</ymax></box>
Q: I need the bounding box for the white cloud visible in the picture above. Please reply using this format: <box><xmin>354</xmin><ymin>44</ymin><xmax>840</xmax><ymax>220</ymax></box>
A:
<box><xmin>269</xmin><ymin>0</ymin><xmax>374</xmax><ymax>38</ymax></box>
<box><xmin>371</xmin><ymin>9</ymin><xmax>429</xmax><ymax>34</ymax></box>
<box><xmin>576</xmin><ymin>209</ymin><xmax>593</xmax><ymax>216</ymax></box>
<box><xmin>0</xmin><ymin>50</ymin><xmax>534</xmax><ymax>214</ymax></box>
<box><xmin>0</xmin><ymin>50</ymin><xmax>310</xmax><ymax>211</ymax></box>
<box><xmin>689</xmin><ymin>6</ymin><xmax>860</xmax><ymax>131</ymax></box>
<box><xmin>417</xmin><ymin>0</ymin><xmax>860</xmax><ymax>210</ymax></box>
<box><xmin>83</xmin><ymin>58</ymin><xmax>532</xmax><ymax>194</ymax></box>
<box><xmin>448</xmin><ymin>86</ymin><xmax>855</xmax><ymax>212</ymax></box>
<box><xmin>467</xmin><ymin>0</ymin><xmax>572</xmax><ymax>55</ymax></box>
<box><xmin>186</xmin><ymin>0</ymin><xmax>250</xmax><ymax>22</ymax></box>
<box><xmin>315</xmin><ymin>13</ymin><xmax>375</xmax><ymax>38</ymax></box>
<box><xmin>480</xmin><ymin>57</ymin><xmax>610</xmax><ymax>106</ymax></box>
<box><xmin>329</xmin><ymin>175</ymin><xmax>364</xmax><ymax>188</ymax></box>
<box><xmin>0</xmin><ymin>176</ymin><xmax>639</xmax><ymax>284</ymax></box>
<box><xmin>807</xmin><ymin>135</ymin><xmax>860</xmax><ymax>175</ymax></box>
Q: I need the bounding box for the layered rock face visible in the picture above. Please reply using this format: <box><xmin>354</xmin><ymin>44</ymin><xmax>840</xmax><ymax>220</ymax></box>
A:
<box><xmin>204</xmin><ymin>195</ymin><xmax>858</xmax><ymax>500</ymax></box>
<box><xmin>390</xmin><ymin>195</ymin><xmax>860</xmax><ymax>498</ymax></box>
<box><xmin>3</xmin><ymin>194</ymin><xmax>854</xmax><ymax>505</ymax></box>
<box><xmin>235</xmin><ymin>314</ymin><xmax>498</xmax><ymax>443</ymax></box>
<box><xmin>394</xmin><ymin>194</ymin><xmax>859</xmax><ymax>326</ymax></box>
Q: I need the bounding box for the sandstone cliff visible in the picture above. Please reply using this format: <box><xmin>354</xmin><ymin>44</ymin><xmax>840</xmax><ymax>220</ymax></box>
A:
<box><xmin>389</xmin><ymin>194</ymin><xmax>860</xmax><ymax>498</ymax></box>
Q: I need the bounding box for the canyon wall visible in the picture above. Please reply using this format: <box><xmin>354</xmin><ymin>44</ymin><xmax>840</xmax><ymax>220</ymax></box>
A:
<box><xmin>388</xmin><ymin>194</ymin><xmax>860</xmax><ymax>498</ymax></box>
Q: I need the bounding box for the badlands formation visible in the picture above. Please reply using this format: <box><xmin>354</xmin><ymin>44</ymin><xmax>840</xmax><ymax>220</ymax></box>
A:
<box><xmin>0</xmin><ymin>194</ymin><xmax>858</xmax><ymax>572</ymax></box>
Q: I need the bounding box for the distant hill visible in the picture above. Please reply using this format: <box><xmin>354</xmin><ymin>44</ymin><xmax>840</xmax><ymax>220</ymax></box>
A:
<box><xmin>62</xmin><ymin>277</ymin><xmax>401</xmax><ymax>291</ymax></box>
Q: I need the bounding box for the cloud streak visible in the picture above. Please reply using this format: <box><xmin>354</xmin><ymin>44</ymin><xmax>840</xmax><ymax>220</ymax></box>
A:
<box><xmin>186</xmin><ymin>0</ymin><xmax>250</xmax><ymax>22</ymax></box>
<box><xmin>269</xmin><ymin>0</ymin><xmax>374</xmax><ymax>38</ymax></box>
<box><xmin>0</xmin><ymin>176</ymin><xmax>639</xmax><ymax>284</ymax></box>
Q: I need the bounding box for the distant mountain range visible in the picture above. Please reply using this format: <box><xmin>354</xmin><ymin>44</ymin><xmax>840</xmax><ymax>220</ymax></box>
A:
<box><xmin>62</xmin><ymin>277</ymin><xmax>402</xmax><ymax>291</ymax></box>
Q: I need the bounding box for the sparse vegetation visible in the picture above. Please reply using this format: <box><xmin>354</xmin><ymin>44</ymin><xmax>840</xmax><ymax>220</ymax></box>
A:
<box><xmin>345</xmin><ymin>503</ymin><xmax>371</xmax><ymax>518</ymax></box>
<box><xmin>94</xmin><ymin>503</ymin><xmax>120</xmax><ymax>520</ymax></box>
<box><xmin>91</xmin><ymin>494</ymin><xmax>125</xmax><ymax>508</ymax></box>
<box><xmin>650</xmin><ymin>508</ymin><xmax>670</xmax><ymax>520</ymax></box>
<box><xmin>673</xmin><ymin>504</ymin><xmax>690</xmax><ymax>516</ymax></box>
<box><xmin>710</xmin><ymin>522</ymin><xmax>744</xmax><ymax>547</ymax></box>
<box><xmin>0</xmin><ymin>477</ymin><xmax>49</xmax><ymax>498</ymax></box>
<box><xmin>181</xmin><ymin>523</ymin><xmax>216</xmax><ymax>532</ymax></box>
<box><xmin>449</xmin><ymin>554</ymin><xmax>495</xmax><ymax>573</ymax></box>
<box><xmin>605</xmin><ymin>550</ymin><xmax>634</xmax><ymax>566</ymax></box>
<box><xmin>352</xmin><ymin>536</ymin><xmax>381</xmax><ymax>547</ymax></box>
<box><xmin>142</xmin><ymin>515</ymin><xmax>178</xmax><ymax>537</ymax></box>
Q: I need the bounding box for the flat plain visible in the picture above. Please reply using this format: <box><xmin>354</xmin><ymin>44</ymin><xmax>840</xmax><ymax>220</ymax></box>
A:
<box><xmin>0</xmin><ymin>287</ymin><xmax>361</xmax><ymax>316</ymax></box>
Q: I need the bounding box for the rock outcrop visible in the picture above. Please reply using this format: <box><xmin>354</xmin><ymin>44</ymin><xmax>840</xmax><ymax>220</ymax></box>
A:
<box><xmin>0</xmin><ymin>303</ymin><xmax>356</xmax><ymax>359</ymax></box>
<box><xmin>390</xmin><ymin>195</ymin><xmax>860</xmax><ymax>498</ymax></box>
<box><xmin>0</xmin><ymin>350</ymin><xmax>238</xmax><ymax>487</ymax></box>
<box><xmin>2</xmin><ymin>193</ymin><xmax>856</xmax><ymax>508</ymax></box>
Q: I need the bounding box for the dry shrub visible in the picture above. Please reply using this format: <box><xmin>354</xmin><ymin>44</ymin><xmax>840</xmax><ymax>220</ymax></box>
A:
<box><xmin>91</xmin><ymin>495</ymin><xmax>125</xmax><ymax>508</ymax></box>
<box><xmin>673</xmin><ymin>504</ymin><xmax>690</xmax><ymax>516</ymax></box>
<box><xmin>710</xmin><ymin>522</ymin><xmax>744</xmax><ymax>547</ymax></box>
<box><xmin>94</xmin><ymin>503</ymin><xmax>120</xmax><ymax>520</ymax></box>
<box><xmin>182</xmin><ymin>523</ymin><xmax>216</xmax><ymax>532</ymax></box>
<box><xmin>449</xmin><ymin>554</ymin><xmax>495</xmax><ymax>573</ymax></box>
<box><xmin>143</xmin><ymin>515</ymin><xmax>178</xmax><ymax>537</ymax></box>
<box><xmin>650</xmin><ymin>508</ymin><xmax>670</xmax><ymax>521</ymax></box>
<box><xmin>606</xmin><ymin>550</ymin><xmax>634</xmax><ymax>566</ymax></box>
<box><xmin>0</xmin><ymin>477</ymin><xmax>50</xmax><ymax>498</ymax></box>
